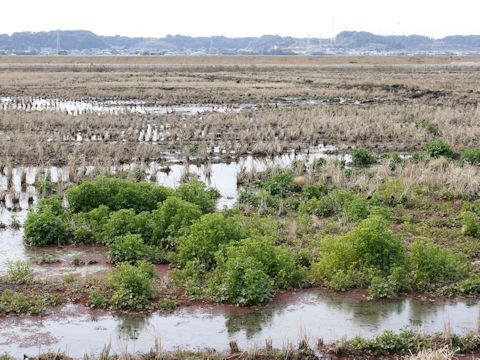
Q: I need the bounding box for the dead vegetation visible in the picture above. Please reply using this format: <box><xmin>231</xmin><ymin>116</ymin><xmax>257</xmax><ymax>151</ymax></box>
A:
<box><xmin>0</xmin><ymin>59</ymin><xmax>479</xmax><ymax>168</ymax></box>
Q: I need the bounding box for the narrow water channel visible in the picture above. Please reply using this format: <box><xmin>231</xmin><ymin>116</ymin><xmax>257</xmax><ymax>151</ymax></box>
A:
<box><xmin>0</xmin><ymin>290</ymin><xmax>477</xmax><ymax>358</ymax></box>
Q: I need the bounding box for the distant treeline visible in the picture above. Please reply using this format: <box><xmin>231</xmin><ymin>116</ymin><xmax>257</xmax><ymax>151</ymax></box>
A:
<box><xmin>1</xmin><ymin>30</ymin><xmax>480</xmax><ymax>52</ymax></box>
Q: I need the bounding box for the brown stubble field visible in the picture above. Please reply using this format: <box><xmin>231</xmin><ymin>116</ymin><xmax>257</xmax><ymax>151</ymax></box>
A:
<box><xmin>0</xmin><ymin>56</ymin><xmax>479</xmax><ymax>169</ymax></box>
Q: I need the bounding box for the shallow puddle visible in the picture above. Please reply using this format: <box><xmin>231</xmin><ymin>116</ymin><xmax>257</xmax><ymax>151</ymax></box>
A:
<box><xmin>0</xmin><ymin>290</ymin><xmax>477</xmax><ymax>358</ymax></box>
<box><xmin>0</xmin><ymin>96</ymin><xmax>364</xmax><ymax>116</ymax></box>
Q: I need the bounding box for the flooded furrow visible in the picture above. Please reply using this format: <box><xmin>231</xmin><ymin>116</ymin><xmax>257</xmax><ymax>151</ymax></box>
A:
<box><xmin>0</xmin><ymin>290</ymin><xmax>477</xmax><ymax>359</ymax></box>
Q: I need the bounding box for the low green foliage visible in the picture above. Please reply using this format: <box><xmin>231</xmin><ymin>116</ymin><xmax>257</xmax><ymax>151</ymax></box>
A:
<box><xmin>73</xmin><ymin>205</ymin><xmax>110</xmax><ymax>244</ymax></box>
<box><xmin>24</xmin><ymin>196</ymin><xmax>73</xmax><ymax>246</ymax></box>
<box><xmin>209</xmin><ymin>237</ymin><xmax>306</xmax><ymax>305</ymax></box>
<box><xmin>63</xmin><ymin>273</ymin><xmax>76</xmax><ymax>283</ymax></box>
<box><xmin>409</xmin><ymin>151</ymin><xmax>428</xmax><ymax>164</ymax></box>
<box><xmin>311</xmin><ymin>157</ymin><xmax>326</xmax><ymax>170</ymax></box>
<box><xmin>311</xmin><ymin>216</ymin><xmax>405</xmax><ymax>291</ymax></box>
<box><xmin>263</xmin><ymin>172</ymin><xmax>295</xmax><ymax>196</ymax></box>
<box><xmin>176</xmin><ymin>179</ymin><xmax>217</xmax><ymax>214</ymax></box>
<box><xmin>459</xmin><ymin>274</ymin><xmax>480</xmax><ymax>296</ymax></box>
<box><xmin>0</xmin><ymin>289</ymin><xmax>45</xmax><ymax>315</ymax></box>
<box><xmin>6</xmin><ymin>260</ymin><xmax>33</xmax><ymax>283</ymax></box>
<box><xmin>304</xmin><ymin>189</ymin><xmax>354</xmax><ymax>217</ymax></box>
<box><xmin>175</xmin><ymin>212</ymin><xmax>248</xmax><ymax>269</ymax></box>
<box><xmin>344</xmin><ymin>197</ymin><xmax>371</xmax><ymax>222</ymax></box>
<box><xmin>36</xmin><ymin>176</ymin><xmax>57</xmax><ymax>197</ymax></box>
<box><xmin>106</xmin><ymin>261</ymin><xmax>157</xmax><ymax>310</ymax></box>
<box><xmin>424</xmin><ymin>140</ymin><xmax>456</xmax><ymax>159</ymax></box>
<box><xmin>102</xmin><ymin>209</ymin><xmax>154</xmax><ymax>244</ymax></box>
<box><xmin>157</xmin><ymin>298</ymin><xmax>178</xmax><ymax>312</ymax></box>
<box><xmin>150</xmin><ymin>196</ymin><xmax>202</xmax><ymax>249</ymax></box>
<box><xmin>302</xmin><ymin>184</ymin><xmax>329</xmax><ymax>200</ymax></box>
<box><xmin>108</xmin><ymin>234</ymin><xmax>154</xmax><ymax>264</ymax></box>
<box><xmin>87</xmin><ymin>289</ymin><xmax>108</xmax><ymax>308</ymax></box>
<box><xmin>461</xmin><ymin>211</ymin><xmax>479</xmax><ymax>237</ymax></box>
<box><xmin>65</xmin><ymin>177</ymin><xmax>175</xmax><ymax>214</ymax></box>
<box><xmin>352</xmin><ymin>148</ymin><xmax>376</xmax><ymax>165</ymax></box>
<box><xmin>408</xmin><ymin>238</ymin><xmax>465</xmax><ymax>291</ymax></box>
<box><xmin>368</xmin><ymin>266</ymin><xmax>410</xmax><ymax>299</ymax></box>
<box><xmin>461</xmin><ymin>148</ymin><xmax>480</xmax><ymax>165</ymax></box>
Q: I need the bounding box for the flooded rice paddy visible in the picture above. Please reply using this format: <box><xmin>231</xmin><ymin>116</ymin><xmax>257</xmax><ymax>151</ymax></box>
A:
<box><xmin>0</xmin><ymin>95</ymin><xmax>475</xmax><ymax>358</ymax></box>
<box><xmin>1</xmin><ymin>290</ymin><xmax>478</xmax><ymax>358</ymax></box>
<box><xmin>0</xmin><ymin>96</ymin><xmax>365</xmax><ymax>116</ymax></box>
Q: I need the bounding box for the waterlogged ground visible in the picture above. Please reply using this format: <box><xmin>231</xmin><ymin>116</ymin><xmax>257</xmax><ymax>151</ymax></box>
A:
<box><xmin>0</xmin><ymin>145</ymin><xmax>345</xmax><ymax>212</ymax></box>
<box><xmin>0</xmin><ymin>96</ymin><xmax>365</xmax><ymax>116</ymax></box>
<box><xmin>0</xmin><ymin>290</ymin><xmax>478</xmax><ymax>358</ymax></box>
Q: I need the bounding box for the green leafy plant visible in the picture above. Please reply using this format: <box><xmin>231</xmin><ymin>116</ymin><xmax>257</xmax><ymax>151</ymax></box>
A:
<box><xmin>36</xmin><ymin>176</ymin><xmax>57</xmax><ymax>197</ymax></box>
<box><xmin>6</xmin><ymin>260</ymin><xmax>33</xmax><ymax>283</ymax></box>
<box><xmin>302</xmin><ymin>183</ymin><xmax>329</xmax><ymax>200</ymax></box>
<box><xmin>73</xmin><ymin>205</ymin><xmax>110</xmax><ymax>244</ymax></box>
<box><xmin>175</xmin><ymin>212</ymin><xmax>247</xmax><ymax>269</ymax></box>
<box><xmin>352</xmin><ymin>148</ymin><xmax>377</xmax><ymax>165</ymax></box>
<box><xmin>66</xmin><ymin>177</ymin><xmax>175</xmax><ymax>214</ymax></box>
<box><xmin>209</xmin><ymin>237</ymin><xmax>305</xmax><ymax>305</ymax></box>
<box><xmin>102</xmin><ymin>208</ymin><xmax>153</xmax><ymax>244</ymax></box>
<box><xmin>424</xmin><ymin>140</ymin><xmax>456</xmax><ymax>159</ymax></box>
<box><xmin>150</xmin><ymin>196</ymin><xmax>202</xmax><ymax>249</ymax></box>
<box><xmin>176</xmin><ymin>179</ymin><xmax>217</xmax><ymax>214</ymax></box>
<box><xmin>311</xmin><ymin>216</ymin><xmax>405</xmax><ymax>290</ymax></box>
<box><xmin>106</xmin><ymin>261</ymin><xmax>157</xmax><ymax>310</ymax></box>
<box><xmin>108</xmin><ymin>234</ymin><xmax>154</xmax><ymax>264</ymax></box>
<box><xmin>408</xmin><ymin>238</ymin><xmax>465</xmax><ymax>291</ymax></box>
<box><xmin>461</xmin><ymin>211</ymin><xmax>479</xmax><ymax>237</ymax></box>
<box><xmin>87</xmin><ymin>289</ymin><xmax>108</xmax><ymax>308</ymax></box>
<box><xmin>461</xmin><ymin>148</ymin><xmax>480</xmax><ymax>165</ymax></box>
<box><xmin>24</xmin><ymin>196</ymin><xmax>73</xmax><ymax>247</ymax></box>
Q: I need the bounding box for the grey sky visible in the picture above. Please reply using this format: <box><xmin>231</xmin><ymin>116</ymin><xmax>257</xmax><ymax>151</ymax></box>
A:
<box><xmin>2</xmin><ymin>0</ymin><xmax>479</xmax><ymax>39</ymax></box>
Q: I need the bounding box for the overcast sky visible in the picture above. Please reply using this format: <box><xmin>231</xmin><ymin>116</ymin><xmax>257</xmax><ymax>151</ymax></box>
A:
<box><xmin>1</xmin><ymin>0</ymin><xmax>479</xmax><ymax>39</ymax></box>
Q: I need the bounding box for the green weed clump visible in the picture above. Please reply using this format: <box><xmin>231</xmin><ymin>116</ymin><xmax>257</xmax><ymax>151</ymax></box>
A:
<box><xmin>209</xmin><ymin>237</ymin><xmax>305</xmax><ymax>305</ymax></box>
<box><xmin>36</xmin><ymin>176</ymin><xmax>57</xmax><ymax>197</ymax></box>
<box><xmin>150</xmin><ymin>196</ymin><xmax>202</xmax><ymax>249</ymax></box>
<box><xmin>175</xmin><ymin>212</ymin><xmax>248</xmax><ymax>269</ymax></box>
<box><xmin>424</xmin><ymin>140</ymin><xmax>456</xmax><ymax>159</ymax></box>
<box><xmin>408</xmin><ymin>238</ymin><xmax>465</xmax><ymax>291</ymax></box>
<box><xmin>311</xmin><ymin>216</ymin><xmax>405</xmax><ymax>292</ymax></box>
<box><xmin>331</xmin><ymin>327</ymin><xmax>431</xmax><ymax>357</ymax></box>
<box><xmin>351</xmin><ymin>148</ymin><xmax>377</xmax><ymax>165</ymax></box>
<box><xmin>302</xmin><ymin>184</ymin><xmax>329</xmax><ymax>201</ymax></box>
<box><xmin>6</xmin><ymin>260</ymin><xmax>33</xmax><ymax>283</ymax></box>
<box><xmin>102</xmin><ymin>209</ymin><xmax>153</xmax><ymax>244</ymax></box>
<box><xmin>65</xmin><ymin>177</ymin><xmax>175</xmax><ymax>213</ymax></box>
<box><xmin>106</xmin><ymin>261</ymin><xmax>157</xmax><ymax>310</ymax></box>
<box><xmin>176</xmin><ymin>179</ymin><xmax>217</xmax><ymax>214</ymax></box>
<box><xmin>304</xmin><ymin>189</ymin><xmax>354</xmax><ymax>216</ymax></box>
<box><xmin>24</xmin><ymin>196</ymin><xmax>73</xmax><ymax>246</ymax></box>
<box><xmin>461</xmin><ymin>148</ymin><xmax>480</xmax><ymax>165</ymax></box>
<box><xmin>461</xmin><ymin>211</ymin><xmax>479</xmax><ymax>237</ymax></box>
<box><xmin>73</xmin><ymin>205</ymin><xmax>110</xmax><ymax>244</ymax></box>
<box><xmin>0</xmin><ymin>289</ymin><xmax>45</xmax><ymax>315</ymax></box>
<box><xmin>108</xmin><ymin>234</ymin><xmax>154</xmax><ymax>264</ymax></box>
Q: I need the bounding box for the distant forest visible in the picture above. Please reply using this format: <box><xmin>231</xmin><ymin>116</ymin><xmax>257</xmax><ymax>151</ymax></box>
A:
<box><xmin>1</xmin><ymin>30</ymin><xmax>480</xmax><ymax>53</ymax></box>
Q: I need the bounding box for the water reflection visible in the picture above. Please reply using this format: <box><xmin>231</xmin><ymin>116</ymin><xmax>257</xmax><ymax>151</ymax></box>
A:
<box><xmin>0</xmin><ymin>292</ymin><xmax>478</xmax><ymax>359</ymax></box>
<box><xmin>225</xmin><ymin>309</ymin><xmax>275</xmax><ymax>339</ymax></box>
<box><xmin>116</xmin><ymin>314</ymin><xmax>150</xmax><ymax>341</ymax></box>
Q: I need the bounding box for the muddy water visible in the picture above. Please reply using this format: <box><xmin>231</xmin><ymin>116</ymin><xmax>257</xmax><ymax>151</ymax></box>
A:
<box><xmin>0</xmin><ymin>146</ymin><xmax>346</xmax><ymax>211</ymax></box>
<box><xmin>0</xmin><ymin>146</ymin><xmax>345</xmax><ymax>274</ymax></box>
<box><xmin>0</xmin><ymin>96</ymin><xmax>363</xmax><ymax>116</ymax></box>
<box><xmin>0</xmin><ymin>290</ymin><xmax>477</xmax><ymax>358</ymax></box>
